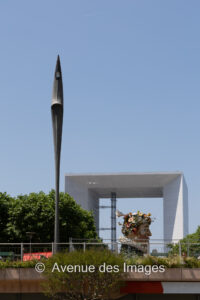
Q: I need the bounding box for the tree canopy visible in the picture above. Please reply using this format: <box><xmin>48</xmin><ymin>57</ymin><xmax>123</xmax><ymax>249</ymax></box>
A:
<box><xmin>168</xmin><ymin>226</ymin><xmax>200</xmax><ymax>257</ymax></box>
<box><xmin>0</xmin><ymin>190</ymin><xmax>97</xmax><ymax>243</ymax></box>
<box><xmin>0</xmin><ymin>192</ymin><xmax>12</xmax><ymax>243</ymax></box>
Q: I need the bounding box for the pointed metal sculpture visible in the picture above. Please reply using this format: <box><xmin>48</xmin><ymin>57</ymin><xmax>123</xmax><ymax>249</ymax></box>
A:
<box><xmin>51</xmin><ymin>55</ymin><xmax>63</xmax><ymax>253</ymax></box>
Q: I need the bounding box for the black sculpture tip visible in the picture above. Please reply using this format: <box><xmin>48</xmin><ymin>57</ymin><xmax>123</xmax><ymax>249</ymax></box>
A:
<box><xmin>52</xmin><ymin>55</ymin><xmax>63</xmax><ymax>107</ymax></box>
<box><xmin>55</xmin><ymin>55</ymin><xmax>62</xmax><ymax>79</ymax></box>
<box><xmin>57</xmin><ymin>55</ymin><xmax>60</xmax><ymax>65</ymax></box>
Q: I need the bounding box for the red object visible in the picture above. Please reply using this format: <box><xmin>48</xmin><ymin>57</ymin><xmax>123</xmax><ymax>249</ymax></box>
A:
<box><xmin>120</xmin><ymin>281</ymin><xmax>163</xmax><ymax>294</ymax></box>
<box><xmin>23</xmin><ymin>252</ymin><xmax>52</xmax><ymax>261</ymax></box>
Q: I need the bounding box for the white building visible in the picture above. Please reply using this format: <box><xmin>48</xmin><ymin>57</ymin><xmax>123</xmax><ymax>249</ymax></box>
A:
<box><xmin>65</xmin><ymin>172</ymin><xmax>188</xmax><ymax>241</ymax></box>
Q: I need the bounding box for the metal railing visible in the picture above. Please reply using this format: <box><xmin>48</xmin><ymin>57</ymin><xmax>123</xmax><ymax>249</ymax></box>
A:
<box><xmin>0</xmin><ymin>240</ymin><xmax>199</xmax><ymax>261</ymax></box>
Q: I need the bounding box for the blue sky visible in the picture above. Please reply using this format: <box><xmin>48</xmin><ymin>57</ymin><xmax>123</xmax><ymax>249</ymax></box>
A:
<box><xmin>0</xmin><ymin>0</ymin><xmax>200</xmax><ymax>240</ymax></box>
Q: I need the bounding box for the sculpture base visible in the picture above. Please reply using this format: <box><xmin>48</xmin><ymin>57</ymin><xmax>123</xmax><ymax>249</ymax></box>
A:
<box><xmin>119</xmin><ymin>237</ymin><xmax>149</xmax><ymax>256</ymax></box>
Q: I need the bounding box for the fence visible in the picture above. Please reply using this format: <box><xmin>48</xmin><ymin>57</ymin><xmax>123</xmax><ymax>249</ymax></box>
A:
<box><xmin>0</xmin><ymin>240</ymin><xmax>200</xmax><ymax>261</ymax></box>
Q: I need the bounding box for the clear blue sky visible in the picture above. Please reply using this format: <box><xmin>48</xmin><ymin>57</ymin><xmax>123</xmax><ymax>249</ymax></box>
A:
<box><xmin>0</xmin><ymin>0</ymin><xmax>200</xmax><ymax>240</ymax></box>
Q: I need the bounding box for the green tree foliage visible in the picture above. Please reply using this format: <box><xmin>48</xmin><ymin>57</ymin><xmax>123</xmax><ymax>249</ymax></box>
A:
<box><xmin>43</xmin><ymin>249</ymin><xmax>124</xmax><ymax>300</ymax></box>
<box><xmin>0</xmin><ymin>190</ymin><xmax>97</xmax><ymax>243</ymax></box>
<box><xmin>168</xmin><ymin>226</ymin><xmax>200</xmax><ymax>257</ymax></box>
<box><xmin>0</xmin><ymin>193</ymin><xmax>12</xmax><ymax>242</ymax></box>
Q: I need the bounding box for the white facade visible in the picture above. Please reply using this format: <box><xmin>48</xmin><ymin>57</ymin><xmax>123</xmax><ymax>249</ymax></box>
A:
<box><xmin>163</xmin><ymin>175</ymin><xmax>188</xmax><ymax>240</ymax></box>
<box><xmin>65</xmin><ymin>172</ymin><xmax>188</xmax><ymax>241</ymax></box>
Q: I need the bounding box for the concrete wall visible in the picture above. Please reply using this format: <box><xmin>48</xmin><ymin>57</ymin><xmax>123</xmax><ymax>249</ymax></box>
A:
<box><xmin>182</xmin><ymin>176</ymin><xmax>189</xmax><ymax>237</ymax></box>
<box><xmin>0</xmin><ymin>268</ymin><xmax>200</xmax><ymax>299</ymax></box>
<box><xmin>65</xmin><ymin>177</ymin><xmax>89</xmax><ymax>210</ymax></box>
<box><xmin>0</xmin><ymin>294</ymin><xmax>48</xmax><ymax>300</ymax></box>
<box><xmin>65</xmin><ymin>177</ymin><xmax>99</xmax><ymax>230</ymax></box>
<box><xmin>66</xmin><ymin>174</ymin><xmax>188</xmax><ymax>241</ymax></box>
<box><xmin>1</xmin><ymin>268</ymin><xmax>200</xmax><ymax>299</ymax></box>
<box><xmin>163</xmin><ymin>175</ymin><xmax>188</xmax><ymax>241</ymax></box>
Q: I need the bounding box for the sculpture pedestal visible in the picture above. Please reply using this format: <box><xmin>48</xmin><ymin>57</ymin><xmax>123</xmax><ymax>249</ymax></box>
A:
<box><xmin>119</xmin><ymin>237</ymin><xmax>149</xmax><ymax>256</ymax></box>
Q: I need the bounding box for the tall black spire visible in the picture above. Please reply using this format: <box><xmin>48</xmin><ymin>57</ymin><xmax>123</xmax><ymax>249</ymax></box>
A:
<box><xmin>51</xmin><ymin>55</ymin><xmax>64</xmax><ymax>253</ymax></box>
